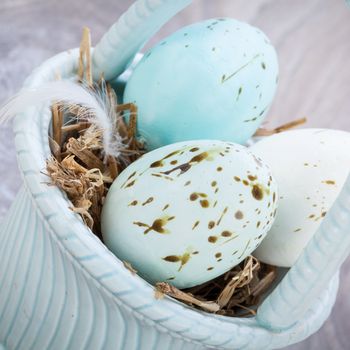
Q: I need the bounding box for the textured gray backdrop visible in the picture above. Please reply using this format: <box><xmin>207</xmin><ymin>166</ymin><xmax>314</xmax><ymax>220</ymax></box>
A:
<box><xmin>0</xmin><ymin>1</ymin><xmax>349</xmax><ymax>349</ymax></box>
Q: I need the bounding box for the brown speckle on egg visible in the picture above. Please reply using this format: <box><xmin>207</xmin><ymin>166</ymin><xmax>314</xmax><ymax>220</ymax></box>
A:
<box><xmin>128</xmin><ymin>200</ymin><xmax>138</xmax><ymax>206</ymax></box>
<box><xmin>162</xmin><ymin>163</ymin><xmax>191</xmax><ymax>176</ymax></box>
<box><xmin>192</xmin><ymin>220</ymin><xmax>200</xmax><ymax>230</ymax></box>
<box><xmin>127</xmin><ymin>171</ymin><xmax>136</xmax><ymax>180</ymax></box>
<box><xmin>252</xmin><ymin>184</ymin><xmax>264</xmax><ymax>200</ymax></box>
<box><xmin>211</xmin><ymin>181</ymin><xmax>217</xmax><ymax>187</ymax></box>
<box><xmin>150</xmin><ymin>160</ymin><xmax>164</xmax><ymax>168</ymax></box>
<box><xmin>163</xmin><ymin>252</ymin><xmax>191</xmax><ymax>271</ymax></box>
<box><xmin>238</xmin><ymin>239</ymin><xmax>251</xmax><ymax>259</ymax></box>
<box><xmin>162</xmin><ymin>204</ymin><xmax>170</xmax><ymax>211</ymax></box>
<box><xmin>215</xmin><ymin>252</ymin><xmax>222</xmax><ymax>258</ymax></box>
<box><xmin>294</xmin><ymin>228</ymin><xmax>302</xmax><ymax>232</ymax></box>
<box><xmin>190</xmin><ymin>193</ymin><xmax>199</xmax><ymax>201</ymax></box>
<box><xmin>234</xmin><ymin>176</ymin><xmax>241</xmax><ymax>182</ymax></box>
<box><xmin>322</xmin><ymin>180</ymin><xmax>336</xmax><ymax>185</ymax></box>
<box><xmin>242</xmin><ymin>180</ymin><xmax>249</xmax><ymax>186</ymax></box>
<box><xmin>208</xmin><ymin>221</ymin><xmax>215</xmax><ymax>229</ymax></box>
<box><xmin>162</xmin><ymin>151</ymin><xmax>212</xmax><ymax>177</ymax></box>
<box><xmin>248</xmin><ymin>175</ymin><xmax>257</xmax><ymax>181</ymax></box>
<box><xmin>142</xmin><ymin>197</ymin><xmax>154</xmax><ymax>206</ymax></box>
<box><xmin>125</xmin><ymin>179</ymin><xmax>136</xmax><ymax>188</ymax></box>
<box><xmin>217</xmin><ymin>207</ymin><xmax>228</xmax><ymax>225</ymax></box>
<box><xmin>221</xmin><ymin>231</ymin><xmax>233</xmax><ymax>237</ymax></box>
<box><xmin>217</xmin><ymin>166</ymin><xmax>223</xmax><ymax>172</ymax></box>
<box><xmin>208</xmin><ymin>236</ymin><xmax>218</xmax><ymax>243</ymax></box>
<box><xmin>236</xmin><ymin>86</ymin><xmax>243</xmax><ymax>101</ymax></box>
<box><xmin>121</xmin><ymin>172</ymin><xmax>137</xmax><ymax>188</ymax></box>
<box><xmin>235</xmin><ymin>210</ymin><xmax>244</xmax><ymax>220</ymax></box>
<box><xmin>207</xmin><ymin>267</ymin><xmax>214</xmax><ymax>271</ymax></box>
<box><xmin>163</xmin><ymin>150</ymin><xmax>181</xmax><ymax>160</ymax></box>
<box><xmin>191</xmin><ymin>152</ymin><xmax>209</xmax><ymax>163</ymax></box>
<box><xmin>163</xmin><ymin>255</ymin><xmax>180</xmax><ymax>262</ymax></box>
<box><xmin>200</xmin><ymin>200</ymin><xmax>210</xmax><ymax>208</ymax></box>
<box><xmin>134</xmin><ymin>216</ymin><xmax>174</xmax><ymax>235</ymax></box>
<box><xmin>151</xmin><ymin>173</ymin><xmax>174</xmax><ymax>181</ymax></box>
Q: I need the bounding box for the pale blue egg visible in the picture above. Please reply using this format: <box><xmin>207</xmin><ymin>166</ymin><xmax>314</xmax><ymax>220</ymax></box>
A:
<box><xmin>101</xmin><ymin>140</ymin><xmax>278</xmax><ymax>288</ymax></box>
<box><xmin>124</xmin><ymin>18</ymin><xmax>279</xmax><ymax>150</ymax></box>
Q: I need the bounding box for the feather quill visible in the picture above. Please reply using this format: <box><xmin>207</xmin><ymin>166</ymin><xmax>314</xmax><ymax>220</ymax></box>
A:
<box><xmin>0</xmin><ymin>80</ymin><xmax>125</xmax><ymax>158</ymax></box>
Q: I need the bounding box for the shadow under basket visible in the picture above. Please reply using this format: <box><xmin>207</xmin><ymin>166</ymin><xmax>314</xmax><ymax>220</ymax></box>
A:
<box><xmin>0</xmin><ymin>49</ymin><xmax>340</xmax><ymax>350</ymax></box>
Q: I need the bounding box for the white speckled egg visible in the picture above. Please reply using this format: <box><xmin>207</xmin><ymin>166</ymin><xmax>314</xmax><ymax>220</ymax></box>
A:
<box><xmin>124</xmin><ymin>18</ymin><xmax>279</xmax><ymax>150</ymax></box>
<box><xmin>102</xmin><ymin>140</ymin><xmax>278</xmax><ymax>288</ymax></box>
<box><xmin>251</xmin><ymin>129</ymin><xmax>350</xmax><ymax>267</ymax></box>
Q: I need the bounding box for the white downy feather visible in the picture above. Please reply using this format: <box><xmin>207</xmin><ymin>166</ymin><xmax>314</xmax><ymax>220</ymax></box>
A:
<box><xmin>0</xmin><ymin>80</ymin><xmax>125</xmax><ymax>158</ymax></box>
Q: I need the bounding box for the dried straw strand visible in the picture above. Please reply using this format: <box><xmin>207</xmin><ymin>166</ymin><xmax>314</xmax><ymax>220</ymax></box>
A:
<box><xmin>66</xmin><ymin>137</ymin><xmax>105</xmax><ymax>171</ymax></box>
<box><xmin>52</xmin><ymin>103</ymin><xmax>63</xmax><ymax>146</ymax></box>
<box><xmin>255</xmin><ymin>117</ymin><xmax>307</xmax><ymax>136</ymax></box>
<box><xmin>155</xmin><ymin>282</ymin><xmax>220</xmax><ymax>313</ymax></box>
<box><xmin>155</xmin><ymin>256</ymin><xmax>276</xmax><ymax>316</ymax></box>
<box><xmin>78</xmin><ymin>27</ymin><xmax>93</xmax><ymax>86</ymax></box>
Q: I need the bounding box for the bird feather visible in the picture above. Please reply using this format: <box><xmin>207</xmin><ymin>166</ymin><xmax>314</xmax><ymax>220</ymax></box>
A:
<box><xmin>0</xmin><ymin>80</ymin><xmax>124</xmax><ymax>158</ymax></box>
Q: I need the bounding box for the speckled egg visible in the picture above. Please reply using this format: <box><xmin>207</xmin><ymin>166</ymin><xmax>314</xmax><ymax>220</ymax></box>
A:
<box><xmin>123</xmin><ymin>18</ymin><xmax>279</xmax><ymax>150</ymax></box>
<box><xmin>251</xmin><ymin>129</ymin><xmax>350</xmax><ymax>267</ymax></box>
<box><xmin>101</xmin><ymin>140</ymin><xmax>278</xmax><ymax>288</ymax></box>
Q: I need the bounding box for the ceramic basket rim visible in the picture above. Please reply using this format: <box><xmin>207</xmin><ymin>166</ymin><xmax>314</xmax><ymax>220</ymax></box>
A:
<box><xmin>12</xmin><ymin>48</ymin><xmax>339</xmax><ymax>349</ymax></box>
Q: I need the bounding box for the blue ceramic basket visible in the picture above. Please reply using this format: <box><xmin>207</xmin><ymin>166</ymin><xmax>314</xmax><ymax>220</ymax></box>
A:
<box><xmin>1</xmin><ymin>1</ymin><xmax>350</xmax><ymax>349</ymax></box>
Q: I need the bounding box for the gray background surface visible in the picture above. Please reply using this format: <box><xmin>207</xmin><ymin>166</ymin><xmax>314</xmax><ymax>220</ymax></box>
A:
<box><xmin>0</xmin><ymin>0</ymin><xmax>349</xmax><ymax>349</ymax></box>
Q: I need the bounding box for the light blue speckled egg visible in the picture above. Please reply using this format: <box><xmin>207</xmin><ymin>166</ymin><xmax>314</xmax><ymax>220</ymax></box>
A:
<box><xmin>124</xmin><ymin>18</ymin><xmax>279</xmax><ymax>150</ymax></box>
<box><xmin>101</xmin><ymin>140</ymin><xmax>278</xmax><ymax>288</ymax></box>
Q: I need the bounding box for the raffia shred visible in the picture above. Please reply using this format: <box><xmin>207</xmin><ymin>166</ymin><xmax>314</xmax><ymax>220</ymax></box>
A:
<box><xmin>44</xmin><ymin>27</ymin><xmax>299</xmax><ymax>318</ymax></box>
<box><xmin>155</xmin><ymin>256</ymin><xmax>277</xmax><ymax>317</ymax></box>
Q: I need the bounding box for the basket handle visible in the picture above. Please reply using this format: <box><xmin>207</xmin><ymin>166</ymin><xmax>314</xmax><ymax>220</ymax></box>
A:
<box><xmin>257</xmin><ymin>172</ymin><xmax>350</xmax><ymax>330</ymax></box>
<box><xmin>92</xmin><ymin>0</ymin><xmax>192</xmax><ymax>81</ymax></box>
